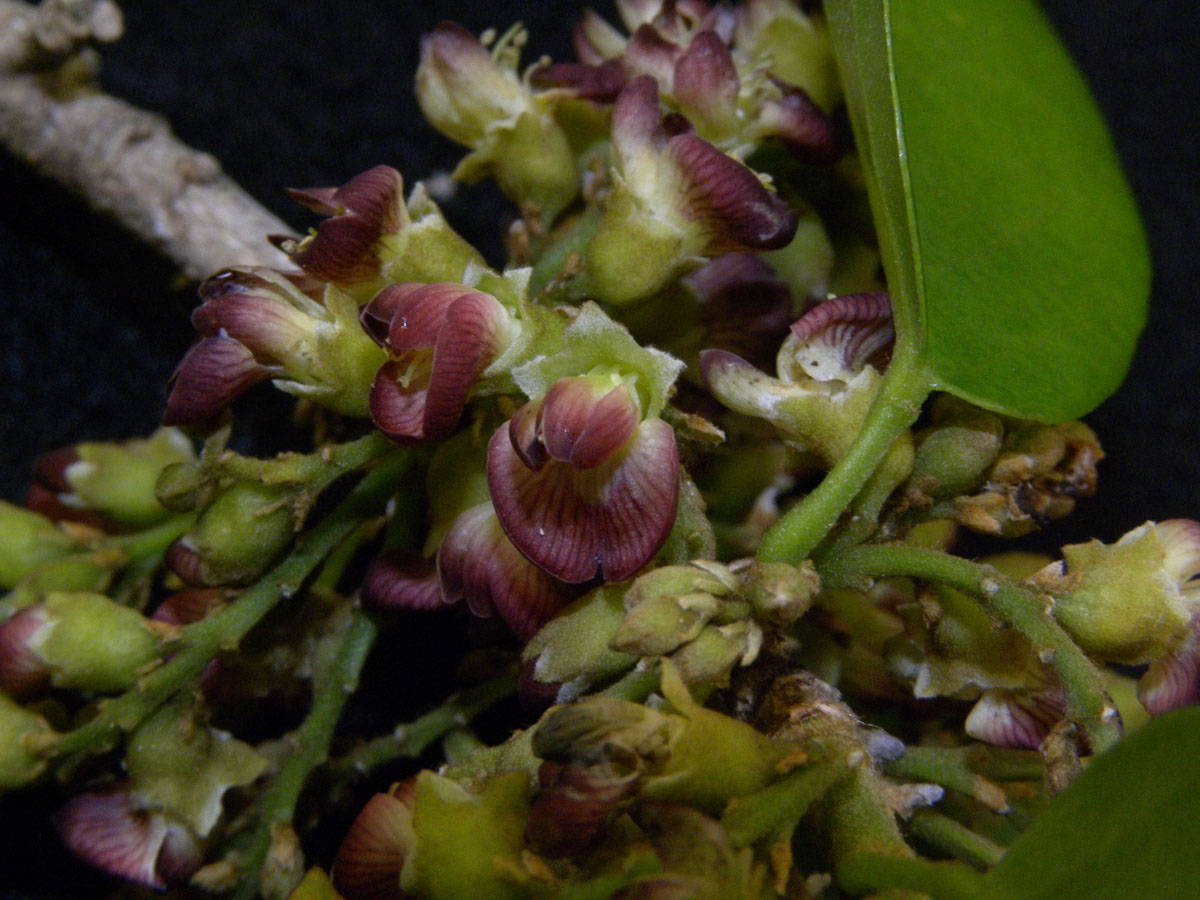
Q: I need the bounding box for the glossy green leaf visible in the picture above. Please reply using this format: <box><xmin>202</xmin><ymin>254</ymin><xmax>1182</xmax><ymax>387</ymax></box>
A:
<box><xmin>984</xmin><ymin>706</ymin><xmax>1200</xmax><ymax>900</ymax></box>
<box><xmin>827</xmin><ymin>0</ymin><xmax>1150</xmax><ymax>421</ymax></box>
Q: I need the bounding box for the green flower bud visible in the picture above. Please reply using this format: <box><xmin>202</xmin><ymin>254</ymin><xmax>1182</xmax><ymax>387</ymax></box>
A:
<box><xmin>611</xmin><ymin>564</ymin><xmax>733</xmax><ymax>657</ymax></box>
<box><xmin>155</xmin><ymin>460</ymin><xmax>209</xmax><ymax>513</ymax></box>
<box><xmin>59</xmin><ymin>429</ymin><xmax>195</xmax><ymax>529</ymax></box>
<box><xmin>0</xmin><ymin>501</ymin><xmax>76</xmax><ymax>590</ymax></box>
<box><xmin>1046</xmin><ymin>523</ymin><xmax>1193</xmax><ymax>664</ymax></box>
<box><xmin>669</xmin><ymin>620</ymin><xmax>763</xmax><ymax>691</ymax></box>
<box><xmin>34</xmin><ymin>592</ymin><xmax>163</xmax><ymax>693</ymax></box>
<box><xmin>4</xmin><ymin>550</ymin><xmax>118</xmax><ymax>614</ymax></box>
<box><xmin>126</xmin><ymin>701</ymin><xmax>266</xmax><ymax>837</ymax></box>
<box><xmin>0</xmin><ymin>693</ymin><xmax>53</xmax><ymax>789</ymax></box>
<box><xmin>909</xmin><ymin>410</ymin><xmax>1004</xmax><ymax>501</ymax></box>
<box><xmin>400</xmin><ymin>770</ymin><xmax>529</xmax><ymax>900</ymax></box>
<box><xmin>523</xmin><ymin>584</ymin><xmax>637</xmax><ymax>692</ymax></box>
<box><xmin>168</xmin><ymin>481</ymin><xmax>296</xmax><ymax>586</ymax></box>
<box><xmin>741</xmin><ymin>560</ymin><xmax>820</xmax><ymax>627</ymax></box>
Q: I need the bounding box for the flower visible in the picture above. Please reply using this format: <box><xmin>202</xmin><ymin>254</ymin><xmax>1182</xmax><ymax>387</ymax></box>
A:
<box><xmin>417</xmin><ymin>23</ymin><xmax>579</xmax><ymax>221</ymax></box>
<box><xmin>538</xmin><ymin>1</ymin><xmax>839</xmax><ymax>160</ymax></box>
<box><xmin>701</xmin><ymin>292</ymin><xmax>900</xmax><ymax>468</ymax></box>
<box><xmin>360</xmin><ymin>282</ymin><xmax>517</xmax><ymax>444</ymax></box>
<box><xmin>55</xmin><ymin>785</ymin><xmax>204</xmax><ymax>889</ymax></box>
<box><xmin>485</xmin><ymin>305</ymin><xmax>685</xmax><ymax>584</ymax></box>
<box><xmin>275</xmin><ymin>165</ymin><xmax>485</xmax><ymax>295</ymax></box>
<box><xmin>163</xmin><ymin>266</ymin><xmax>384</xmax><ymax>425</ymax></box>
<box><xmin>1034</xmin><ymin>519</ymin><xmax>1200</xmax><ymax>715</ymax></box>
<box><xmin>583</xmin><ymin>75</ymin><xmax>798</xmax><ymax>305</ymax></box>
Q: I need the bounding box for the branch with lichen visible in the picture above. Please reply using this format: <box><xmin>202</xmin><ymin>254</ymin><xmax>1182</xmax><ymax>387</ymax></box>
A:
<box><xmin>0</xmin><ymin>0</ymin><xmax>290</xmax><ymax>279</ymax></box>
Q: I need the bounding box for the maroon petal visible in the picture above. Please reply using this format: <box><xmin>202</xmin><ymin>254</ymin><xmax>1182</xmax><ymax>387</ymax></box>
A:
<box><xmin>332</xmin><ymin>790</ymin><xmax>416</xmax><ymax>900</ymax></box>
<box><xmin>525</xmin><ymin>761</ymin><xmax>639</xmax><ymax>858</ymax></box>
<box><xmin>612</xmin><ymin>75</ymin><xmax>665</xmax><ymax>161</ymax></box>
<box><xmin>359</xmin><ymin>283</ymin><xmax>426</xmax><ymax>348</ymax></box>
<box><xmin>509</xmin><ymin>396</ymin><xmax>549</xmax><ymax>472</ymax></box>
<box><xmin>369</xmin><ymin>356</ymin><xmax>432</xmax><ymax>444</ymax></box>
<box><xmin>422</xmin><ymin>290</ymin><xmax>511</xmax><ymax>439</ymax></box>
<box><xmin>688</xmin><ymin>254</ymin><xmax>794</xmax><ymax>369</ymax></box>
<box><xmin>964</xmin><ymin>688</ymin><xmax>1067</xmax><ymax>750</ymax></box>
<box><xmin>1139</xmin><ymin>615</ymin><xmax>1200</xmax><ymax>715</ymax></box>
<box><xmin>671</xmin><ymin>30</ymin><xmax>739</xmax><ymax>135</ymax></box>
<box><xmin>666</xmin><ymin>132</ymin><xmax>798</xmax><ymax>252</ymax></box>
<box><xmin>286</xmin><ymin>166</ymin><xmax>405</xmax><ymax>285</ymax></box>
<box><xmin>55</xmin><ymin>788</ymin><xmax>171</xmax><ymax>889</ymax></box>
<box><xmin>163</xmin><ymin>337</ymin><xmax>270</xmax><ymax>426</ymax></box>
<box><xmin>531</xmin><ymin>59</ymin><xmax>627</xmax><ymax>101</ymax></box>
<box><xmin>787</xmin><ymin>292</ymin><xmax>894</xmax><ymax>379</ymax></box>
<box><xmin>437</xmin><ymin>503</ymin><xmax>572</xmax><ymax>640</ymax></box>
<box><xmin>758</xmin><ymin>79</ymin><xmax>840</xmax><ymax>165</ymax></box>
<box><xmin>488</xmin><ymin>418</ymin><xmax>680</xmax><ymax>583</ymax></box>
<box><xmin>0</xmin><ymin>605</ymin><xmax>52</xmax><ymax>699</ymax></box>
<box><xmin>623</xmin><ymin>24</ymin><xmax>682</xmax><ymax>85</ymax></box>
<box><xmin>540</xmin><ymin>379</ymin><xmax>641</xmax><ymax>469</ymax></box>
<box><xmin>362</xmin><ymin>550</ymin><xmax>446</xmax><ymax>612</ymax></box>
<box><xmin>380</xmin><ymin>284</ymin><xmax>465</xmax><ymax>352</ymax></box>
<box><xmin>151</xmin><ymin>588</ymin><xmax>226</xmax><ymax>626</ymax></box>
<box><xmin>574</xmin><ymin>10</ymin><xmax>627</xmax><ymax>65</ymax></box>
<box><xmin>191</xmin><ymin>293</ymin><xmax>311</xmax><ymax>362</ymax></box>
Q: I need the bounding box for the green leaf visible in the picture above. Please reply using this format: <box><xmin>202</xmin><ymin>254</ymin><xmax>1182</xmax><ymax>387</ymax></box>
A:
<box><xmin>985</xmin><ymin>707</ymin><xmax>1200</xmax><ymax>900</ymax></box>
<box><xmin>827</xmin><ymin>0</ymin><xmax>1149</xmax><ymax>421</ymax></box>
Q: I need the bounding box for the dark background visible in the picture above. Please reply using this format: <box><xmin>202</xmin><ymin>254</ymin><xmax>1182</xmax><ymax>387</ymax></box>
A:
<box><xmin>0</xmin><ymin>0</ymin><xmax>1197</xmax><ymax>895</ymax></box>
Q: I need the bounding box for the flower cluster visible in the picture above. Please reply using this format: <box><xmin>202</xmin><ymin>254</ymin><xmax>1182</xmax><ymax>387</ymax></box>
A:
<box><xmin>0</xmin><ymin>3</ymin><xmax>1187</xmax><ymax>899</ymax></box>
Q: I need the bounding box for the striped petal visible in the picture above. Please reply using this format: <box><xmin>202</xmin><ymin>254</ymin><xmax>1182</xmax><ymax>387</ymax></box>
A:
<box><xmin>285</xmin><ymin>166</ymin><xmax>405</xmax><ymax>285</ymax></box>
<box><xmin>162</xmin><ymin>336</ymin><xmax>270</xmax><ymax>426</ymax></box>
<box><xmin>964</xmin><ymin>688</ymin><xmax>1066</xmax><ymax>749</ymax></box>
<box><xmin>488</xmin><ymin>418</ymin><xmax>680</xmax><ymax>583</ymax></box>
<box><xmin>437</xmin><ymin>503</ymin><xmax>571</xmax><ymax>640</ymax></box>
<box><xmin>332</xmin><ymin>788</ymin><xmax>416</xmax><ymax>900</ymax></box>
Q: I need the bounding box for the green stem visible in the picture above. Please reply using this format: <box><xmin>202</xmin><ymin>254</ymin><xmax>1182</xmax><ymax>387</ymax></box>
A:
<box><xmin>213</xmin><ymin>432</ymin><xmax>392</xmax><ymax>491</ymax></box>
<box><xmin>906</xmin><ymin>809</ymin><xmax>1005</xmax><ymax>870</ymax></box>
<box><xmin>327</xmin><ymin>671</ymin><xmax>518</xmax><ymax>780</ymax></box>
<box><xmin>234</xmin><ymin>608</ymin><xmax>380</xmax><ymax>900</ymax></box>
<box><xmin>821</xmin><ymin>545</ymin><xmax>1120</xmax><ymax>754</ymax></box>
<box><xmin>722</xmin><ymin>750</ymin><xmax>853</xmax><ymax>847</ymax></box>
<box><xmin>528</xmin><ymin>202</ymin><xmax>604</xmax><ymax>298</ymax></box>
<box><xmin>758</xmin><ymin>355</ymin><xmax>929</xmax><ymax>564</ymax></box>
<box><xmin>883</xmin><ymin>747</ymin><xmax>1008</xmax><ymax>813</ymax></box>
<box><xmin>838</xmin><ymin>852</ymin><xmax>992</xmax><ymax>900</ymax></box>
<box><xmin>45</xmin><ymin>451</ymin><xmax>413</xmax><ymax>762</ymax></box>
<box><xmin>598</xmin><ymin>662</ymin><xmax>661</xmax><ymax>702</ymax></box>
<box><xmin>106</xmin><ymin>513</ymin><xmax>196</xmax><ymax>558</ymax></box>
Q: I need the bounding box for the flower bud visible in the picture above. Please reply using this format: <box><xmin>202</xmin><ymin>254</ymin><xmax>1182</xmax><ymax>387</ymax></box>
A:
<box><xmin>523</xmin><ymin>584</ymin><xmax>637</xmax><ymax>694</ymax></box>
<box><xmin>154</xmin><ymin>460</ymin><xmax>209</xmax><ymax>513</ymax></box>
<box><xmin>167</xmin><ymin>481</ymin><xmax>296</xmax><ymax>586</ymax></box>
<box><xmin>1043</xmin><ymin>522</ymin><xmax>1197</xmax><ymax>664</ymax></box>
<box><xmin>741</xmin><ymin>560</ymin><xmax>819</xmax><ymax>627</ymax></box>
<box><xmin>43</xmin><ymin>429</ymin><xmax>195</xmax><ymax>530</ymax></box>
<box><xmin>417</xmin><ymin>23</ymin><xmax>579</xmax><ymax>221</ymax></box>
<box><xmin>908</xmin><ymin>409</ymin><xmax>1004</xmax><ymax>502</ymax></box>
<box><xmin>0</xmin><ymin>501</ymin><xmax>76</xmax><ymax>590</ymax></box>
<box><xmin>611</xmin><ymin>564</ymin><xmax>732</xmax><ymax>656</ymax></box>
<box><xmin>669</xmin><ymin>620</ymin><xmax>763</xmax><ymax>691</ymax></box>
<box><xmin>399</xmin><ymin>770</ymin><xmax>529</xmax><ymax>900</ymax></box>
<box><xmin>3</xmin><ymin>550</ymin><xmax>118</xmax><ymax>614</ymax></box>
<box><xmin>125</xmin><ymin>701</ymin><xmax>267</xmax><ymax>838</ymax></box>
<box><xmin>31</xmin><ymin>592</ymin><xmax>163</xmax><ymax>693</ymax></box>
<box><xmin>0</xmin><ymin>693</ymin><xmax>53</xmax><ymax>788</ymax></box>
